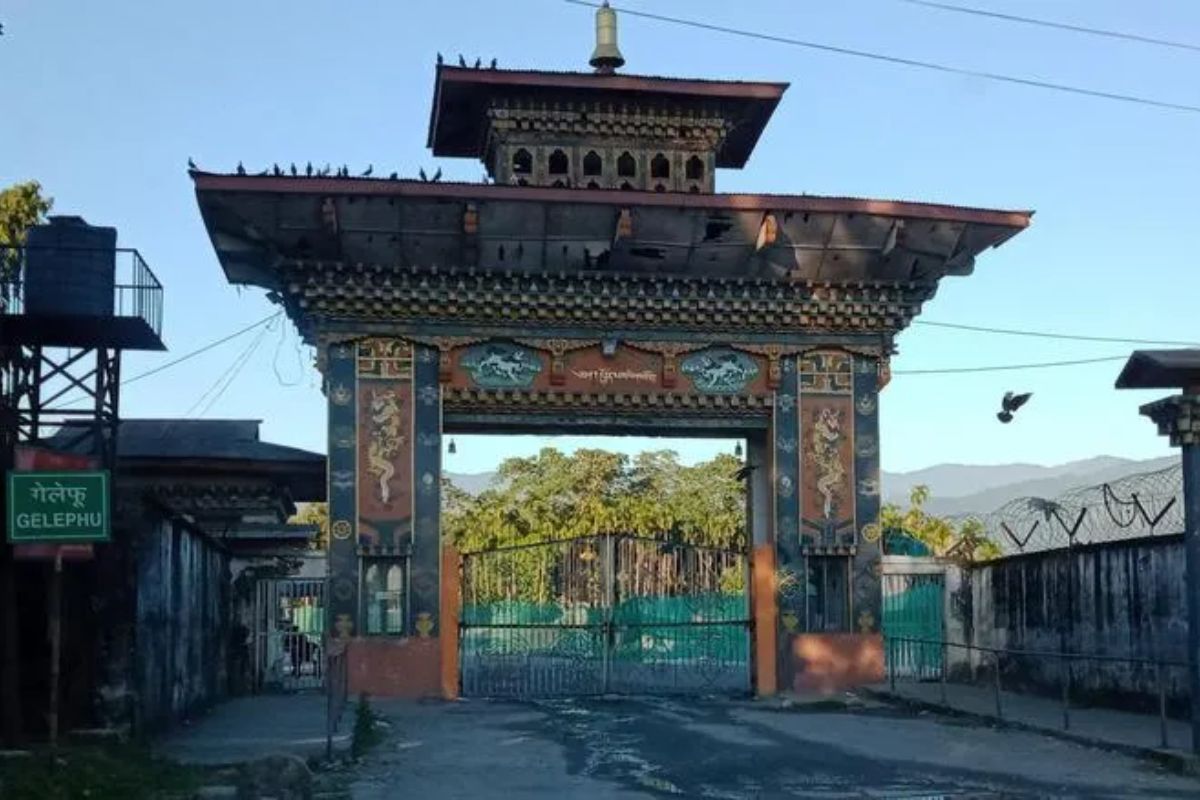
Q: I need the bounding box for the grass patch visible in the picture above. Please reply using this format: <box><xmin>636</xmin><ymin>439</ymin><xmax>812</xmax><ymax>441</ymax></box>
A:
<box><xmin>0</xmin><ymin>745</ymin><xmax>202</xmax><ymax>800</ymax></box>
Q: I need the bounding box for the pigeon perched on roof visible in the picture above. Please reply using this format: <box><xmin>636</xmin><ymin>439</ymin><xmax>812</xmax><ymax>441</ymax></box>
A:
<box><xmin>290</xmin><ymin>163</ymin><xmax>298</xmax><ymax>176</ymax></box>
<box><xmin>458</xmin><ymin>54</ymin><xmax>467</xmax><ymax>67</ymax></box>
<box><xmin>305</xmin><ymin>161</ymin><xmax>313</xmax><ymax>177</ymax></box>
<box><xmin>187</xmin><ymin>157</ymin><xmax>197</xmax><ymax>170</ymax></box>
<box><xmin>361</xmin><ymin>164</ymin><xmax>373</xmax><ymax>177</ymax></box>
<box><xmin>431</xmin><ymin>167</ymin><xmax>442</xmax><ymax>182</ymax></box>
<box><xmin>489</xmin><ymin>58</ymin><xmax>497</xmax><ymax>69</ymax></box>
<box><xmin>997</xmin><ymin>391</ymin><xmax>1032</xmax><ymax>423</ymax></box>
<box><xmin>419</xmin><ymin>168</ymin><xmax>428</xmax><ymax>182</ymax></box>
<box><xmin>474</xmin><ymin>57</ymin><xmax>481</xmax><ymax>69</ymax></box>
<box><xmin>388</xmin><ymin>171</ymin><xmax>399</xmax><ymax>180</ymax></box>
<box><xmin>236</xmin><ymin>161</ymin><xmax>246</xmax><ymax>175</ymax></box>
<box><xmin>437</xmin><ymin>52</ymin><xmax>443</xmax><ymax>65</ymax></box>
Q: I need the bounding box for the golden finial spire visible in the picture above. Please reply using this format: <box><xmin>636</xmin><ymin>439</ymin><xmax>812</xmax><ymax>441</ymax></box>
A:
<box><xmin>589</xmin><ymin>1</ymin><xmax>625</xmax><ymax>74</ymax></box>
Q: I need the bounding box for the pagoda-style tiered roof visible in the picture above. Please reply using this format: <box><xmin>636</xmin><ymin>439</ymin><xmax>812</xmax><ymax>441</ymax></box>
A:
<box><xmin>192</xmin><ymin>172</ymin><xmax>1029</xmax><ymax>287</ymax></box>
<box><xmin>428</xmin><ymin>65</ymin><xmax>788</xmax><ymax>169</ymax></box>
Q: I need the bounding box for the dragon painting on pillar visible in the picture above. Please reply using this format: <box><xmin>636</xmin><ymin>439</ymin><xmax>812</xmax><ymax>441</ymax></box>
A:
<box><xmin>799</xmin><ymin>351</ymin><xmax>856</xmax><ymax>552</ymax></box>
<box><xmin>357</xmin><ymin>338</ymin><xmax>414</xmax><ymax>548</ymax></box>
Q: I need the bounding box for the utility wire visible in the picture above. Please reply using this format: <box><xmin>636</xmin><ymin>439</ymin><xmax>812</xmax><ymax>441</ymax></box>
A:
<box><xmin>185</xmin><ymin>320</ymin><xmax>274</xmax><ymax>417</ymax></box>
<box><xmin>895</xmin><ymin>0</ymin><xmax>1200</xmax><ymax>54</ymax></box>
<box><xmin>58</xmin><ymin>311</ymin><xmax>282</xmax><ymax>407</ymax></box>
<box><xmin>893</xmin><ymin>354</ymin><xmax>1127</xmax><ymax>375</ymax></box>
<box><xmin>564</xmin><ymin>1</ymin><xmax>1200</xmax><ymax>114</ymax></box>
<box><xmin>125</xmin><ymin>311</ymin><xmax>282</xmax><ymax>388</ymax></box>
<box><xmin>194</xmin><ymin>324</ymin><xmax>271</xmax><ymax>417</ymax></box>
<box><xmin>914</xmin><ymin>320</ymin><xmax>1200</xmax><ymax>347</ymax></box>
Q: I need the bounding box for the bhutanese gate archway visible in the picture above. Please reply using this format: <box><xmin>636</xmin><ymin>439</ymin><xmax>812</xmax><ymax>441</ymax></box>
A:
<box><xmin>190</xmin><ymin>8</ymin><xmax>1030</xmax><ymax>698</ymax></box>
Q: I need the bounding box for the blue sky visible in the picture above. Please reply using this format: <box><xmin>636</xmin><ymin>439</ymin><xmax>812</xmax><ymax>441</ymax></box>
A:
<box><xmin>3</xmin><ymin>0</ymin><xmax>1197</xmax><ymax>474</ymax></box>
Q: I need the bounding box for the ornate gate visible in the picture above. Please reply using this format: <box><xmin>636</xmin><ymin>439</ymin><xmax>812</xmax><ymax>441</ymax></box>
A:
<box><xmin>253</xmin><ymin>578</ymin><xmax>327</xmax><ymax>691</ymax></box>
<box><xmin>459</xmin><ymin>535</ymin><xmax>751</xmax><ymax>697</ymax></box>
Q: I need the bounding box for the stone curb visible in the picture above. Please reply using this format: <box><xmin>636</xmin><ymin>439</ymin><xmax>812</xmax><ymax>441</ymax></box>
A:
<box><xmin>861</xmin><ymin>687</ymin><xmax>1200</xmax><ymax>777</ymax></box>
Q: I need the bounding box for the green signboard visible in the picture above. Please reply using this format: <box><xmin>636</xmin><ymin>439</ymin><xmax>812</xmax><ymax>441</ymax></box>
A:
<box><xmin>6</xmin><ymin>471</ymin><xmax>111</xmax><ymax>543</ymax></box>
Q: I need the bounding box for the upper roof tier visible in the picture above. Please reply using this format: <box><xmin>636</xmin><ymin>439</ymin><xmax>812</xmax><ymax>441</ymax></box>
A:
<box><xmin>427</xmin><ymin>65</ymin><xmax>788</xmax><ymax>174</ymax></box>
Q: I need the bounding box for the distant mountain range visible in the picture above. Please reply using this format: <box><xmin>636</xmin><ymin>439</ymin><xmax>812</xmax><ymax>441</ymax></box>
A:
<box><xmin>882</xmin><ymin>455</ymin><xmax>1176</xmax><ymax>516</ymax></box>
<box><xmin>448</xmin><ymin>454</ymin><xmax>1177</xmax><ymax>516</ymax></box>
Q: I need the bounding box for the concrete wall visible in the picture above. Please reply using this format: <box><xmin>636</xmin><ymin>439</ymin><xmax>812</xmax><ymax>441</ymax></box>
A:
<box><xmin>134</xmin><ymin>517</ymin><xmax>230</xmax><ymax>733</ymax></box>
<box><xmin>959</xmin><ymin>534</ymin><xmax>1188</xmax><ymax>712</ymax></box>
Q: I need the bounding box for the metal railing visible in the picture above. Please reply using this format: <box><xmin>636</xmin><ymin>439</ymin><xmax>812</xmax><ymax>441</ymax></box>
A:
<box><xmin>0</xmin><ymin>245</ymin><xmax>164</xmax><ymax>338</ymax></box>
<box><xmin>885</xmin><ymin>635</ymin><xmax>1190</xmax><ymax>750</ymax></box>
<box><xmin>325</xmin><ymin>640</ymin><xmax>349</xmax><ymax>760</ymax></box>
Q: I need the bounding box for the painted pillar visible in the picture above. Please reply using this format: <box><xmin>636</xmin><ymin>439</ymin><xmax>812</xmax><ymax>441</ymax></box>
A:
<box><xmin>851</xmin><ymin>356</ymin><xmax>883</xmax><ymax>635</ymax></box>
<box><xmin>326</xmin><ymin>342</ymin><xmax>359</xmax><ymax>639</ymax></box>
<box><xmin>410</xmin><ymin>345</ymin><xmax>442</xmax><ymax>638</ymax></box>
<box><xmin>772</xmin><ymin>356</ymin><xmax>803</xmax><ymax>689</ymax></box>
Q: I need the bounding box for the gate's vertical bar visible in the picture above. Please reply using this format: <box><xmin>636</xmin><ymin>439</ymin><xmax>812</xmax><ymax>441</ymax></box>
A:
<box><xmin>1061</xmin><ymin>655</ymin><xmax>1070</xmax><ymax>731</ymax></box>
<box><xmin>940</xmin><ymin>639</ymin><xmax>948</xmax><ymax>705</ymax></box>
<box><xmin>1158</xmin><ymin>661</ymin><xmax>1169</xmax><ymax>749</ymax></box>
<box><xmin>602</xmin><ymin>534</ymin><xmax>615</xmax><ymax>693</ymax></box>
<box><xmin>993</xmin><ymin>650</ymin><xmax>1003</xmax><ymax>719</ymax></box>
<box><xmin>888</xmin><ymin>635</ymin><xmax>895</xmax><ymax>692</ymax></box>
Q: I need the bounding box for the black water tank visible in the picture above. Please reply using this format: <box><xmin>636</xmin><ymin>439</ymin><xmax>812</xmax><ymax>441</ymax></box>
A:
<box><xmin>23</xmin><ymin>216</ymin><xmax>116</xmax><ymax>317</ymax></box>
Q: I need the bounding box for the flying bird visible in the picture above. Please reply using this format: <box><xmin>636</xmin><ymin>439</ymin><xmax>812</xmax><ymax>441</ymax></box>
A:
<box><xmin>997</xmin><ymin>391</ymin><xmax>1032</xmax><ymax>424</ymax></box>
<box><xmin>419</xmin><ymin>167</ymin><xmax>428</xmax><ymax>182</ymax></box>
<box><xmin>431</xmin><ymin>167</ymin><xmax>442</xmax><ymax>182</ymax></box>
<box><xmin>187</xmin><ymin>157</ymin><xmax>197</xmax><ymax>170</ymax></box>
<box><xmin>458</xmin><ymin>54</ymin><xmax>467</xmax><ymax>67</ymax></box>
<box><xmin>236</xmin><ymin>161</ymin><xmax>246</xmax><ymax>175</ymax></box>
<box><xmin>361</xmin><ymin>164</ymin><xmax>373</xmax><ymax>177</ymax></box>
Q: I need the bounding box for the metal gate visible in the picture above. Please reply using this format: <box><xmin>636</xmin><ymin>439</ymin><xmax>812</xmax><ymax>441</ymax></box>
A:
<box><xmin>882</xmin><ymin>571</ymin><xmax>945</xmax><ymax>679</ymax></box>
<box><xmin>460</xmin><ymin>534</ymin><xmax>751</xmax><ymax>697</ymax></box>
<box><xmin>254</xmin><ymin>578</ymin><xmax>327</xmax><ymax>691</ymax></box>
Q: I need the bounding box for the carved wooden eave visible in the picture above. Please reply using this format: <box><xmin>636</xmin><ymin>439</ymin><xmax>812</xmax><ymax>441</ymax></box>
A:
<box><xmin>283</xmin><ymin>262</ymin><xmax>935</xmax><ymax>345</ymax></box>
<box><xmin>442</xmin><ymin>386</ymin><xmax>774</xmax><ymax>415</ymax></box>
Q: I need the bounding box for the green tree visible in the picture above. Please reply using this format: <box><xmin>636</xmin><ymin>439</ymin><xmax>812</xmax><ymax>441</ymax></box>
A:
<box><xmin>880</xmin><ymin>484</ymin><xmax>1001</xmax><ymax>562</ymax></box>
<box><xmin>0</xmin><ymin>181</ymin><xmax>53</xmax><ymax>307</ymax></box>
<box><xmin>290</xmin><ymin>501</ymin><xmax>328</xmax><ymax>550</ymax></box>
<box><xmin>443</xmin><ymin>448</ymin><xmax>747</xmax><ymax>553</ymax></box>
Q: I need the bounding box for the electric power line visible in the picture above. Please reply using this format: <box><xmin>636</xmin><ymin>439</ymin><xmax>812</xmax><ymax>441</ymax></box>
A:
<box><xmin>893</xmin><ymin>354</ymin><xmax>1127</xmax><ymax>375</ymax></box>
<box><xmin>564</xmin><ymin>1</ymin><xmax>1200</xmax><ymax>114</ymax></box>
<box><xmin>125</xmin><ymin>311</ymin><xmax>282</xmax><ymax>388</ymax></box>
<box><xmin>895</xmin><ymin>0</ymin><xmax>1200</xmax><ymax>54</ymax></box>
<box><xmin>58</xmin><ymin>311</ymin><xmax>282</xmax><ymax>407</ymax></box>
<box><xmin>185</xmin><ymin>320</ymin><xmax>274</xmax><ymax>417</ymax></box>
<box><xmin>914</xmin><ymin>320</ymin><xmax>1200</xmax><ymax>347</ymax></box>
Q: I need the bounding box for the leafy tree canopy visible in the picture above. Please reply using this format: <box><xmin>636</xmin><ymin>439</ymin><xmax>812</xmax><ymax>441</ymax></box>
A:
<box><xmin>290</xmin><ymin>501</ymin><xmax>328</xmax><ymax>550</ymax></box>
<box><xmin>0</xmin><ymin>180</ymin><xmax>52</xmax><ymax>274</ymax></box>
<box><xmin>443</xmin><ymin>447</ymin><xmax>746</xmax><ymax>553</ymax></box>
<box><xmin>881</xmin><ymin>484</ymin><xmax>1001</xmax><ymax>562</ymax></box>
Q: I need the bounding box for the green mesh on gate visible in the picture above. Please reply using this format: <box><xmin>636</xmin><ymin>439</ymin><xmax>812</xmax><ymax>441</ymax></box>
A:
<box><xmin>461</xmin><ymin>593</ymin><xmax>748</xmax><ymax>664</ymax></box>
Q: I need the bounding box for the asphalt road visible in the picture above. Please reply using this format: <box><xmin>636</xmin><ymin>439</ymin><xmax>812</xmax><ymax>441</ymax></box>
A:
<box><xmin>349</xmin><ymin>696</ymin><xmax>1200</xmax><ymax>799</ymax></box>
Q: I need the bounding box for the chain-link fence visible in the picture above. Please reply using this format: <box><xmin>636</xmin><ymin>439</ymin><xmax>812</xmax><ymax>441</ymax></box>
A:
<box><xmin>955</xmin><ymin>464</ymin><xmax>1183</xmax><ymax>556</ymax></box>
